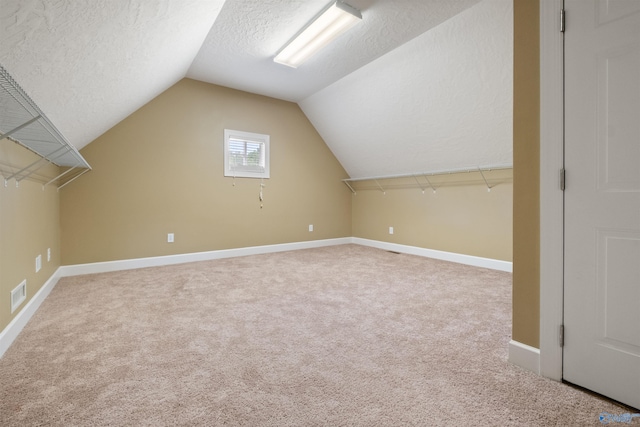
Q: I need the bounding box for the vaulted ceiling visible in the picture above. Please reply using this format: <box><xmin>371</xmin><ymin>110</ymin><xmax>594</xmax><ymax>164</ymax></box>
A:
<box><xmin>0</xmin><ymin>0</ymin><xmax>512</xmax><ymax>179</ymax></box>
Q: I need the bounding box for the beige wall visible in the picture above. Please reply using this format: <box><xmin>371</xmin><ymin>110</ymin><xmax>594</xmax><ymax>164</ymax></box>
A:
<box><xmin>4</xmin><ymin>5</ymin><xmax>536</xmax><ymax>349</ymax></box>
<box><xmin>352</xmin><ymin>171</ymin><xmax>513</xmax><ymax>261</ymax></box>
<box><xmin>0</xmin><ymin>141</ymin><xmax>60</xmax><ymax>333</ymax></box>
<box><xmin>512</xmin><ymin>0</ymin><xmax>540</xmax><ymax>348</ymax></box>
<box><xmin>60</xmin><ymin>79</ymin><xmax>352</xmax><ymax>265</ymax></box>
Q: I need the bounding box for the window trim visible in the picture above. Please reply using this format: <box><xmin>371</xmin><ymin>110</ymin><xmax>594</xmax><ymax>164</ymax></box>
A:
<box><xmin>223</xmin><ymin>129</ymin><xmax>270</xmax><ymax>179</ymax></box>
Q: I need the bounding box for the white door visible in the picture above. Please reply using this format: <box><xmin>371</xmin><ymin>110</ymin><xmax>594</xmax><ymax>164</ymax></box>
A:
<box><xmin>563</xmin><ymin>0</ymin><xmax>640</xmax><ymax>409</ymax></box>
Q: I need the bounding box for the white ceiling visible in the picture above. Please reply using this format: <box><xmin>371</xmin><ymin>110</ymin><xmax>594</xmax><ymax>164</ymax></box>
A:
<box><xmin>0</xmin><ymin>0</ymin><xmax>512</xmax><ymax>179</ymax></box>
<box><xmin>0</xmin><ymin>0</ymin><xmax>227</xmax><ymax>151</ymax></box>
<box><xmin>300</xmin><ymin>0</ymin><xmax>513</xmax><ymax>178</ymax></box>
<box><xmin>187</xmin><ymin>0</ymin><xmax>482</xmax><ymax>102</ymax></box>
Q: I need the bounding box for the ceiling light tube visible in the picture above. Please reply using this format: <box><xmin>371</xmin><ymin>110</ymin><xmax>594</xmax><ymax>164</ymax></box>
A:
<box><xmin>274</xmin><ymin>1</ymin><xmax>362</xmax><ymax>68</ymax></box>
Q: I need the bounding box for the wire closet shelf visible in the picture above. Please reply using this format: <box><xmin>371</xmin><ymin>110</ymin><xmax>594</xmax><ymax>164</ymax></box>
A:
<box><xmin>0</xmin><ymin>64</ymin><xmax>91</xmax><ymax>189</ymax></box>
<box><xmin>342</xmin><ymin>164</ymin><xmax>513</xmax><ymax>194</ymax></box>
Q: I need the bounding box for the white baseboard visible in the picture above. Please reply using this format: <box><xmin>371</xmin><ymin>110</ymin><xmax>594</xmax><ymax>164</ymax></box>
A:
<box><xmin>352</xmin><ymin>238</ymin><xmax>513</xmax><ymax>272</ymax></box>
<box><xmin>59</xmin><ymin>238</ymin><xmax>353</xmax><ymax>277</ymax></box>
<box><xmin>508</xmin><ymin>340</ymin><xmax>541</xmax><ymax>375</ymax></box>
<box><xmin>0</xmin><ymin>268</ymin><xmax>62</xmax><ymax>358</ymax></box>
<box><xmin>0</xmin><ymin>238</ymin><xmax>350</xmax><ymax>358</ymax></box>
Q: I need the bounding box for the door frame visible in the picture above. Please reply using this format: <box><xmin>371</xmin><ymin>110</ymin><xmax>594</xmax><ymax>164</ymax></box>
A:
<box><xmin>539</xmin><ymin>0</ymin><xmax>564</xmax><ymax>381</ymax></box>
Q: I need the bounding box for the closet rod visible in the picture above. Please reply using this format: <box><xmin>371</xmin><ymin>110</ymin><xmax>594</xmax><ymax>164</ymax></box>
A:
<box><xmin>342</xmin><ymin>163</ymin><xmax>513</xmax><ymax>183</ymax></box>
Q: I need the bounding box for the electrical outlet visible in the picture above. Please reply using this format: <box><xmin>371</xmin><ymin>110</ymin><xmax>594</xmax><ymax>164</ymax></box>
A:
<box><xmin>309</xmin><ymin>224</ymin><xmax>313</xmax><ymax>232</ymax></box>
<box><xmin>389</xmin><ymin>226</ymin><xmax>394</xmax><ymax>235</ymax></box>
<box><xmin>167</xmin><ymin>233</ymin><xmax>174</xmax><ymax>243</ymax></box>
<box><xmin>35</xmin><ymin>255</ymin><xmax>42</xmax><ymax>272</ymax></box>
<box><xmin>47</xmin><ymin>248</ymin><xmax>51</xmax><ymax>262</ymax></box>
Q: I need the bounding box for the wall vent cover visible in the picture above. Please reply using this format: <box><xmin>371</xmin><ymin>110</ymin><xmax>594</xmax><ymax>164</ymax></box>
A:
<box><xmin>11</xmin><ymin>280</ymin><xmax>27</xmax><ymax>313</ymax></box>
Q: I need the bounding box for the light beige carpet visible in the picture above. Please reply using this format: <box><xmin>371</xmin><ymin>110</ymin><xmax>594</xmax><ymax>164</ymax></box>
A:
<box><xmin>0</xmin><ymin>245</ymin><xmax>631</xmax><ymax>426</ymax></box>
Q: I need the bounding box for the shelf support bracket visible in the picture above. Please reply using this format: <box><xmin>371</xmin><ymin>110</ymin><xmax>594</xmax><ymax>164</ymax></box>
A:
<box><xmin>423</xmin><ymin>174</ymin><xmax>436</xmax><ymax>193</ymax></box>
<box><xmin>478</xmin><ymin>168</ymin><xmax>492</xmax><ymax>192</ymax></box>
<box><xmin>57</xmin><ymin>168</ymin><xmax>90</xmax><ymax>191</ymax></box>
<box><xmin>343</xmin><ymin>180</ymin><xmax>356</xmax><ymax>194</ymax></box>
<box><xmin>44</xmin><ymin>166</ymin><xmax>77</xmax><ymax>189</ymax></box>
<box><xmin>413</xmin><ymin>175</ymin><xmax>426</xmax><ymax>193</ymax></box>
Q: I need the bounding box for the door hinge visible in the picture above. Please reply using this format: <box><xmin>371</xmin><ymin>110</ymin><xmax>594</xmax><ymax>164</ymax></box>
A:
<box><xmin>560</xmin><ymin>9</ymin><xmax>565</xmax><ymax>32</ymax></box>
<box><xmin>559</xmin><ymin>325</ymin><xmax>565</xmax><ymax>347</ymax></box>
<box><xmin>560</xmin><ymin>169</ymin><xmax>566</xmax><ymax>191</ymax></box>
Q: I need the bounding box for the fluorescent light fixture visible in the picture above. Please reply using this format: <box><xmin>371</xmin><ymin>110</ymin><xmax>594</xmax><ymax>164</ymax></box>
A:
<box><xmin>274</xmin><ymin>1</ymin><xmax>362</xmax><ymax>68</ymax></box>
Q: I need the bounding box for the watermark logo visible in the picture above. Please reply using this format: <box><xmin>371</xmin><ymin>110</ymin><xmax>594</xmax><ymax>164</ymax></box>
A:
<box><xmin>599</xmin><ymin>412</ymin><xmax>640</xmax><ymax>424</ymax></box>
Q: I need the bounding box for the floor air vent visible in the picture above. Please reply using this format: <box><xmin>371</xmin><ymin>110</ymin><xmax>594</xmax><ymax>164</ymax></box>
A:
<box><xmin>11</xmin><ymin>280</ymin><xmax>26</xmax><ymax>313</ymax></box>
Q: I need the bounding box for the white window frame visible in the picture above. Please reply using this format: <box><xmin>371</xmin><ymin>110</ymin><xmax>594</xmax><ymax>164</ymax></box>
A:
<box><xmin>223</xmin><ymin>129</ymin><xmax>270</xmax><ymax>179</ymax></box>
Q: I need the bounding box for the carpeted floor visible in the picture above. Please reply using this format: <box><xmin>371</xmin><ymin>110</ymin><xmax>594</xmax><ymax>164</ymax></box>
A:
<box><xmin>0</xmin><ymin>245</ymin><xmax>632</xmax><ymax>426</ymax></box>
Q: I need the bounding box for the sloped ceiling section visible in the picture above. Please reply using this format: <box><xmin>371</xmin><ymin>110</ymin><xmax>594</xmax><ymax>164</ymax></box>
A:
<box><xmin>187</xmin><ymin>0</ymin><xmax>482</xmax><ymax>102</ymax></box>
<box><xmin>0</xmin><ymin>0</ymin><xmax>226</xmax><ymax>150</ymax></box>
<box><xmin>0</xmin><ymin>0</ymin><xmax>512</xmax><ymax>180</ymax></box>
<box><xmin>300</xmin><ymin>0</ymin><xmax>513</xmax><ymax>179</ymax></box>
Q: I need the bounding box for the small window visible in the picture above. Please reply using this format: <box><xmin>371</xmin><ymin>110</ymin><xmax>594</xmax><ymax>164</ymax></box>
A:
<box><xmin>224</xmin><ymin>129</ymin><xmax>270</xmax><ymax>179</ymax></box>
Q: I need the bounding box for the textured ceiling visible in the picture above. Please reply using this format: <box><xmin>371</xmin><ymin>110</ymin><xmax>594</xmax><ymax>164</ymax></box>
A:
<box><xmin>300</xmin><ymin>0</ymin><xmax>513</xmax><ymax>178</ymax></box>
<box><xmin>0</xmin><ymin>0</ymin><xmax>226</xmax><ymax>150</ymax></box>
<box><xmin>0</xmin><ymin>0</ymin><xmax>512</xmax><ymax>178</ymax></box>
<box><xmin>187</xmin><ymin>0</ymin><xmax>482</xmax><ymax>102</ymax></box>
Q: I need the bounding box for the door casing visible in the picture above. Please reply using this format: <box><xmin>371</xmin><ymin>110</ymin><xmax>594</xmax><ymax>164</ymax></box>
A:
<box><xmin>539</xmin><ymin>0</ymin><xmax>564</xmax><ymax>381</ymax></box>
